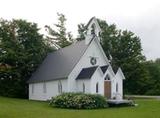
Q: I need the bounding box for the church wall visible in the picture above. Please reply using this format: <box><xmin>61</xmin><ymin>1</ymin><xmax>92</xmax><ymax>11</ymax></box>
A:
<box><xmin>29</xmin><ymin>79</ymin><xmax>68</xmax><ymax>101</ymax></box>
<box><xmin>68</xmin><ymin>39</ymin><xmax>108</xmax><ymax>92</ymax></box>
<box><xmin>111</xmin><ymin>72</ymin><xmax>123</xmax><ymax>100</ymax></box>
<box><xmin>76</xmin><ymin>79</ymin><xmax>91</xmax><ymax>93</ymax></box>
<box><xmin>90</xmin><ymin>68</ymin><xmax>104</xmax><ymax>95</ymax></box>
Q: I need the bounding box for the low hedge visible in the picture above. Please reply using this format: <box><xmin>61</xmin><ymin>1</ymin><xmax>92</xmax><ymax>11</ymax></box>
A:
<box><xmin>49</xmin><ymin>93</ymin><xmax>108</xmax><ymax>109</ymax></box>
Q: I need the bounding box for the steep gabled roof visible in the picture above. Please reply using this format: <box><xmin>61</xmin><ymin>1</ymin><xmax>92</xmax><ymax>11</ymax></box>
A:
<box><xmin>28</xmin><ymin>40</ymin><xmax>88</xmax><ymax>83</ymax></box>
<box><xmin>116</xmin><ymin>68</ymin><xmax>125</xmax><ymax>80</ymax></box>
<box><xmin>113</xmin><ymin>67</ymin><xmax>118</xmax><ymax>74</ymax></box>
<box><xmin>100</xmin><ymin>65</ymin><xmax>109</xmax><ymax>73</ymax></box>
<box><xmin>76</xmin><ymin>66</ymin><xmax>98</xmax><ymax>80</ymax></box>
<box><xmin>86</xmin><ymin>17</ymin><xmax>102</xmax><ymax>33</ymax></box>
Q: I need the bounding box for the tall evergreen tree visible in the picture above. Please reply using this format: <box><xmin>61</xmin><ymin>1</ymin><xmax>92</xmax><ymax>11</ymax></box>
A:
<box><xmin>45</xmin><ymin>13</ymin><xmax>73</xmax><ymax>48</ymax></box>
<box><xmin>77</xmin><ymin>23</ymin><xmax>86</xmax><ymax>41</ymax></box>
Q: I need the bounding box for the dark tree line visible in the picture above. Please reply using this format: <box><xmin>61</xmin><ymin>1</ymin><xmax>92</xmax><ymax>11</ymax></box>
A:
<box><xmin>0</xmin><ymin>13</ymin><xmax>73</xmax><ymax>98</ymax></box>
<box><xmin>0</xmin><ymin>19</ymin><xmax>52</xmax><ymax>98</ymax></box>
<box><xmin>144</xmin><ymin>59</ymin><xmax>160</xmax><ymax>95</ymax></box>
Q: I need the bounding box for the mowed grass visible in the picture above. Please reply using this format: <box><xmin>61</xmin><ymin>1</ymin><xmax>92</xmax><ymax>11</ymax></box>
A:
<box><xmin>0</xmin><ymin>96</ymin><xmax>160</xmax><ymax>118</ymax></box>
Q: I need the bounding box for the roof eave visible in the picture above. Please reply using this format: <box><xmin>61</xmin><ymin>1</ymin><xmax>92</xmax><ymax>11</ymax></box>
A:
<box><xmin>27</xmin><ymin>77</ymin><xmax>68</xmax><ymax>84</ymax></box>
<box><xmin>117</xmin><ymin>68</ymin><xmax>125</xmax><ymax>80</ymax></box>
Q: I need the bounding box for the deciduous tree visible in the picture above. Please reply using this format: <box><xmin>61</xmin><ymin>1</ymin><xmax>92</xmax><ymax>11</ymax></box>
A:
<box><xmin>0</xmin><ymin>19</ymin><xmax>51</xmax><ymax>98</ymax></box>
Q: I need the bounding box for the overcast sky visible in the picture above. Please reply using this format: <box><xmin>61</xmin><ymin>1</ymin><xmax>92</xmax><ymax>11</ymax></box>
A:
<box><xmin>0</xmin><ymin>0</ymin><xmax>160</xmax><ymax>60</ymax></box>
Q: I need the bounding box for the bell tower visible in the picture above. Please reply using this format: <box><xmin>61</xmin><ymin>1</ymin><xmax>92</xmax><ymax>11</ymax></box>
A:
<box><xmin>85</xmin><ymin>17</ymin><xmax>102</xmax><ymax>45</ymax></box>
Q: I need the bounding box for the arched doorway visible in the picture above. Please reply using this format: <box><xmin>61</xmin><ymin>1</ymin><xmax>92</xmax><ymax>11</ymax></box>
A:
<box><xmin>104</xmin><ymin>74</ymin><xmax>111</xmax><ymax>99</ymax></box>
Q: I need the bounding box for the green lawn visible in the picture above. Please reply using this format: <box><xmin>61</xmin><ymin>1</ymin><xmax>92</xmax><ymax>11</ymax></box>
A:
<box><xmin>0</xmin><ymin>96</ymin><xmax>160</xmax><ymax>118</ymax></box>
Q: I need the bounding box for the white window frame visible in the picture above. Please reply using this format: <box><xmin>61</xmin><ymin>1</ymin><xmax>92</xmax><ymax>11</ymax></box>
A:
<box><xmin>116</xmin><ymin>83</ymin><xmax>118</xmax><ymax>92</ymax></box>
<box><xmin>105</xmin><ymin>74</ymin><xmax>110</xmax><ymax>81</ymax></box>
<box><xmin>58</xmin><ymin>81</ymin><xmax>62</xmax><ymax>94</ymax></box>
<box><xmin>96</xmin><ymin>82</ymin><xmax>99</xmax><ymax>93</ymax></box>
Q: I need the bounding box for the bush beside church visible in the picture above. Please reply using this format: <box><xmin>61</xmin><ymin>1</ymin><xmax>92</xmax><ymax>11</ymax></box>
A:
<box><xmin>49</xmin><ymin>93</ymin><xmax>108</xmax><ymax>109</ymax></box>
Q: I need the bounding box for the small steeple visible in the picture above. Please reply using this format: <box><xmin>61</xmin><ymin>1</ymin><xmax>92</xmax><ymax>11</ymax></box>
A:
<box><xmin>85</xmin><ymin>17</ymin><xmax>102</xmax><ymax>45</ymax></box>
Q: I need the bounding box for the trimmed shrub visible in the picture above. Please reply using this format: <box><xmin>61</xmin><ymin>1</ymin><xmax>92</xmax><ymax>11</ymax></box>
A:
<box><xmin>49</xmin><ymin>93</ymin><xmax>108</xmax><ymax>109</ymax></box>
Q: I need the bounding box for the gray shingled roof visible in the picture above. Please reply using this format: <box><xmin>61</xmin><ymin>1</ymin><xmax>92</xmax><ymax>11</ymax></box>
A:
<box><xmin>28</xmin><ymin>40</ymin><xmax>88</xmax><ymax>83</ymax></box>
<box><xmin>76</xmin><ymin>66</ymin><xmax>98</xmax><ymax>80</ymax></box>
<box><xmin>113</xmin><ymin>67</ymin><xmax>118</xmax><ymax>74</ymax></box>
<box><xmin>100</xmin><ymin>65</ymin><xmax>109</xmax><ymax>73</ymax></box>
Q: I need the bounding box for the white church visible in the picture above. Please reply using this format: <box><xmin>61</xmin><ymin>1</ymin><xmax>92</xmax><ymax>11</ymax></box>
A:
<box><xmin>28</xmin><ymin>17</ymin><xmax>125</xmax><ymax>101</ymax></box>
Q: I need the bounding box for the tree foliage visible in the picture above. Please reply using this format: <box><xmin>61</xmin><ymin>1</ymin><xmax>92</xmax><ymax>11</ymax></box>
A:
<box><xmin>0</xmin><ymin>19</ymin><xmax>51</xmax><ymax>98</ymax></box>
<box><xmin>98</xmin><ymin>19</ymin><xmax>150</xmax><ymax>94</ymax></box>
<box><xmin>77</xmin><ymin>23</ymin><xmax>86</xmax><ymax>41</ymax></box>
<box><xmin>45</xmin><ymin>13</ymin><xmax>73</xmax><ymax>48</ymax></box>
<box><xmin>144</xmin><ymin>59</ymin><xmax>160</xmax><ymax>95</ymax></box>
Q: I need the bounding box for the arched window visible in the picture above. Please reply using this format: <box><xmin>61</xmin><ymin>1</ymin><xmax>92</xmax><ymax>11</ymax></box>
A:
<box><xmin>105</xmin><ymin>74</ymin><xmax>110</xmax><ymax>80</ymax></box>
<box><xmin>43</xmin><ymin>82</ymin><xmax>47</xmax><ymax>93</ymax></box>
<box><xmin>83</xmin><ymin>83</ymin><xmax>85</xmax><ymax>93</ymax></box>
<box><xmin>116</xmin><ymin>83</ymin><xmax>118</xmax><ymax>92</ymax></box>
<box><xmin>96</xmin><ymin>82</ymin><xmax>99</xmax><ymax>93</ymax></box>
<box><xmin>58</xmin><ymin>81</ymin><xmax>62</xmax><ymax>94</ymax></box>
